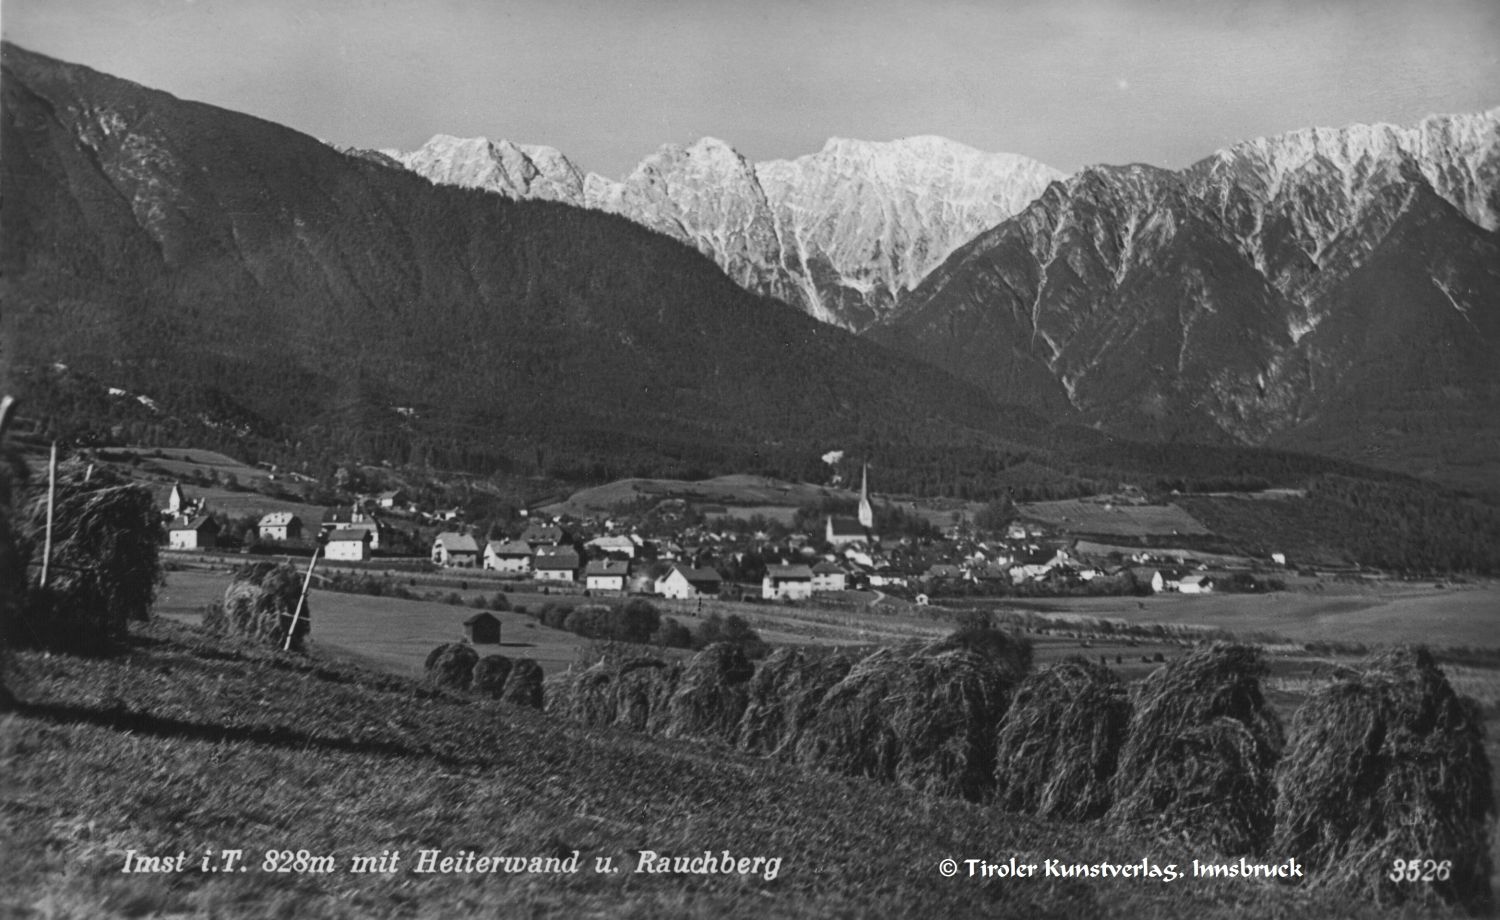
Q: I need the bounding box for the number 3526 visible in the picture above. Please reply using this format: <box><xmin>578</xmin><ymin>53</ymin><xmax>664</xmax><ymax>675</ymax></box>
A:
<box><xmin>1390</xmin><ymin>858</ymin><xmax>1452</xmax><ymax>882</ymax></box>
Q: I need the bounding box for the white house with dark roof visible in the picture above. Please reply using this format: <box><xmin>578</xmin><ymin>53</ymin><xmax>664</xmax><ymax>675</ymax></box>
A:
<box><xmin>258</xmin><ymin>511</ymin><xmax>303</xmax><ymax>542</ymax></box>
<box><xmin>167</xmin><ymin>514</ymin><xmax>219</xmax><ymax>551</ymax></box>
<box><xmin>656</xmin><ymin>564</ymin><xmax>722</xmax><ymax>599</ymax></box>
<box><xmin>432</xmin><ymin>532</ymin><xmax>480</xmax><ymax>567</ymax></box>
<box><xmin>533</xmin><ymin>547</ymin><xmax>581</xmax><ymax>582</ymax></box>
<box><xmin>584</xmin><ymin>559</ymin><xmax>629</xmax><ymax>593</ymax></box>
<box><xmin>484</xmin><ymin>540</ymin><xmax>533</xmax><ymax>575</ymax></box>
<box><xmin>325</xmin><ymin>528</ymin><xmax>372</xmax><ymax>562</ymax></box>
<box><xmin>810</xmin><ymin>561</ymin><xmax>846</xmax><ymax>592</ymax></box>
<box><xmin>763</xmin><ymin>564</ymin><xmax>814</xmax><ymax>601</ymax></box>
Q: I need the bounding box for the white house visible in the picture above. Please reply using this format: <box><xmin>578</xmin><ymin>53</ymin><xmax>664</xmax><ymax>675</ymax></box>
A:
<box><xmin>533</xmin><ymin>548</ymin><xmax>581</xmax><ymax>582</ymax></box>
<box><xmin>810</xmin><ymin>561</ymin><xmax>846</xmax><ymax>592</ymax></box>
<box><xmin>325</xmin><ymin>528</ymin><xmax>372</xmax><ymax>562</ymax></box>
<box><xmin>321</xmin><ymin>505</ymin><xmax>386</xmax><ymax>550</ymax></box>
<box><xmin>432</xmin><ymin>532</ymin><xmax>480</xmax><ymax>567</ymax></box>
<box><xmin>167</xmin><ymin>515</ymin><xmax>219</xmax><ymax>551</ymax></box>
<box><xmin>584</xmin><ymin>559</ymin><xmax>629</xmax><ymax>593</ymax></box>
<box><xmin>763</xmin><ymin>564</ymin><xmax>814</xmax><ymax>601</ymax></box>
<box><xmin>585</xmin><ymin>534</ymin><xmax>638</xmax><ymax>559</ymax></box>
<box><xmin>484</xmin><ymin>540</ymin><xmax>532</xmax><ymax>575</ymax></box>
<box><xmin>258</xmin><ymin>511</ymin><xmax>303</xmax><ymax>542</ymax></box>
<box><xmin>656</xmin><ymin>564</ymin><xmax>722</xmax><ymax>599</ymax></box>
<box><xmin>1178</xmin><ymin>574</ymin><xmax>1214</xmax><ymax>594</ymax></box>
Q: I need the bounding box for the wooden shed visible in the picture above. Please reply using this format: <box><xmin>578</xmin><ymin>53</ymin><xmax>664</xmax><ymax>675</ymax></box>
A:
<box><xmin>463</xmin><ymin>612</ymin><xmax>501</xmax><ymax>645</ymax></box>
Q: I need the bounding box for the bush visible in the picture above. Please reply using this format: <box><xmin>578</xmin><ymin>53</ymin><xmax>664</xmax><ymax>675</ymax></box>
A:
<box><xmin>652</xmin><ymin>616</ymin><xmax>692</xmax><ymax>649</ymax></box>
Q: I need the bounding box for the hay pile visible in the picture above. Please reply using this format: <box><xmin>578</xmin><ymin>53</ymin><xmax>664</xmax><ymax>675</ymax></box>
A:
<box><xmin>1272</xmin><ymin>647</ymin><xmax>1494</xmax><ymax>911</ymax></box>
<box><xmin>735</xmin><ymin>647</ymin><xmax>856</xmax><ymax>757</ymax></box>
<box><xmin>994</xmin><ymin>658</ymin><xmax>1131</xmax><ymax>820</ymax></box>
<box><xmin>546</xmin><ymin>656</ymin><xmax>679</xmax><ymax>731</ymax></box>
<box><xmin>471</xmin><ymin>654</ymin><xmax>513</xmax><ymax>699</ymax></box>
<box><xmin>501</xmin><ymin>659</ymin><xmax>544</xmax><ymax>709</ymax></box>
<box><xmin>424</xmin><ymin>642</ymin><xmax>478</xmax><ymax>692</ymax></box>
<box><xmin>1107</xmin><ymin>643</ymin><xmax>1284</xmax><ymax>855</ymax></box>
<box><xmin>15</xmin><ymin>465</ymin><xmax>162</xmax><ymax>653</ymax></box>
<box><xmin>658</xmin><ymin>643</ymin><xmax>754</xmax><ymax>742</ymax></box>
<box><xmin>795</xmin><ymin>627</ymin><xmax>1031</xmax><ymax>801</ymax></box>
<box><xmin>205</xmin><ymin>562</ymin><xmax>309</xmax><ymax>651</ymax></box>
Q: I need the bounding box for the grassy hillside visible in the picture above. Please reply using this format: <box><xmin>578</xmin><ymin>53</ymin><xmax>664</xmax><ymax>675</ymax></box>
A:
<box><xmin>2</xmin><ymin>618</ymin><xmax>1448</xmax><ymax>919</ymax></box>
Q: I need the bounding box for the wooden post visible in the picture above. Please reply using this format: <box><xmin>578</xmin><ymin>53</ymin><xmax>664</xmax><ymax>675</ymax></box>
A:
<box><xmin>284</xmin><ymin>544</ymin><xmax>321</xmax><ymax>651</ymax></box>
<box><xmin>40</xmin><ymin>441</ymin><xmax>57</xmax><ymax>588</ymax></box>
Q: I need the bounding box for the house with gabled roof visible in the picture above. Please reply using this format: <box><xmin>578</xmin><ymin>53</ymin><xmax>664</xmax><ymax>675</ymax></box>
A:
<box><xmin>763</xmin><ymin>564</ymin><xmax>814</xmax><ymax>601</ymax></box>
<box><xmin>584</xmin><ymin>559</ymin><xmax>629</xmax><ymax>594</ymax></box>
<box><xmin>810</xmin><ymin>561</ymin><xmax>847</xmax><ymax>592</ymax></box>
<box><xmin>168</xmin><ymin>514</ymin><xmax>219</xmax><ymax>550</ymax></box>
<box><xmin>656</xmin><ymin>563</ymin><xmax>722</xmax><ymax>599</ymax></box>
<box><xmin>484</xmin><ymin>540</ymin><xmax>532</xmax><ymax>575</ymax></box>
<box><xmin>533</xmin><ymin>547</ymin><xmax>581</xmax><ymax>582</ymax></box>
<box><xmin>432</xmin><ymin>532</ymin><xmax>480</xmax><ymax>567</ymax></box>
<box><xmin>258</xmin><ymin>511</ymin><xmax>303</xmax><ymax>542</ymax></box>
<box><xmin>326</xmin><ymin>528</ymin><xmax>372</xmax><ymax>562</ymax></box>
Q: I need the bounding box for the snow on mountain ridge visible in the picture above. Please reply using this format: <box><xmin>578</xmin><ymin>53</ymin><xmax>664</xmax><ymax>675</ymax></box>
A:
<box><xmin>384</xmin><ymin>132</ymin><xmax>1062</xmax><ymax>330</ymax></box>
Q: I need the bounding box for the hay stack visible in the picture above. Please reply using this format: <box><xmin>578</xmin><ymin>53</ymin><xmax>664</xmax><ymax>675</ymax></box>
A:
<box><xmin>501</xmin><ymin>659</ymin><xmax>544</xmax><ymax>709</ymax></box>
<box><xmin>994</xmin><ymin>658</ymin><xmax>1131</xmax><ymax>820</ymax></box>
<box><xmin>425</xmin><ymin>642</ymin><xmax>478</xmax><ymax>692</ymax></box>
<box><xmin>794</xmin><ymin>627</ymin><xmax>1031</xmax><ymax>801</ymax></box>
<box><xmin>735</xmin><ymin>647</ymin><xmax>856</xmax><ymax>757</ymax></box>
<box><xmin>16</xmin><ymin>465</ymin><xmax>161</xmax><ymax>653</ymax></box>
<box><xmin>658</xmin><ymin>643</ymin><xmax>754</xmax><ymax>742</ymax></box>
<box><xmin>612</xmin><ymin>658</ymin><xmax>680</xmax><ymax>732</ymax></box>
<box><xmin>1272</xmin><ymin>647</ymin><xmax>1494</xmax><ymax>911</ymax></box>
<box><xmin>548</xmin><ymin>655</ymin><xmax>680</xmax><ymax>731</ymax></box>
<box><xmin>471</xmin><ymin>654</ymin><xmax>513</xmax><ymax>699</ymax></box>
<box><xmin>206</xmin><ymin>562</ymin><xmax>309</xmax><ymax>651</ymax></box>
<box><xmin>1107</xmin><ymin>643</ymin><xmax>1284</xmax><ymax>855</ymax></box>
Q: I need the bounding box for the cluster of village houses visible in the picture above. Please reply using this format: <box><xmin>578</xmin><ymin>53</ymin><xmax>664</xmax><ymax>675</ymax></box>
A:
<box><xmin>162</xmin><ymin>482</ymin><xmax>1238</xmax><ymax>602</ymax></box>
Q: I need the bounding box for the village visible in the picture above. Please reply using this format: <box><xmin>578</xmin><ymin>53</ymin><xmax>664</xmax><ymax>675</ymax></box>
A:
<box><xmin>156</xmin><ymin>464</ymin><xmax>1286</xmax><ymax>609</ymax></box>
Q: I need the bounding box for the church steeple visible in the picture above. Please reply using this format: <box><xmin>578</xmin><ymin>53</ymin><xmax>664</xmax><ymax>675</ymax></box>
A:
<box><xmin>857</xmin><ymin>464</ymin><xmax>874</xmax><ymax>530</ymax></box>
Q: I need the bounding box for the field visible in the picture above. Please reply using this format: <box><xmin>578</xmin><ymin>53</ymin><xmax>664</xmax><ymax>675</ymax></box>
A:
<box><xmin>3</xmin><ymin>617</ymin><xmax>1475</xmax><ymax>920</ymax></box>
<box><xmin>1017</xmin><ymin>499</ymin><xmax>1212</xmax><ymax>538</ymax></box>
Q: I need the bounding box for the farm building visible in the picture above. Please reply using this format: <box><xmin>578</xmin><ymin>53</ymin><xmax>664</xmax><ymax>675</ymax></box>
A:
<box><xmin>584</xmin><ymin>559</ymin><xmax>629</xmax><ymax>593</ymax></box>
<box><xmin>533</xmin><ymin>548</ymin><xmax>581</xmax><ymax>582</ymax></box>
<box><xmin>483</xmin><ymin>540</ymin><xmax>532</xmax><ymax>575</ymax></box>
<box><xmin>1178</xmin><ymin>574</ymin><xmax>1214</xmax><ymax>594</ymax></box>
<box><xmin>656</xmin><ymin>564</ymin><xmax>722</xmax><ymax>599</ymax></box>
<box><xmin>325</xmin><ymin>528</ymin><xmax>372</xmax><ymax>561</ymax></box>
<box><xmin>257</xmin><ymin>511</ymin><xmax>303</xmax><ymax>542</ymax></box>
<box><xmin>585</xmin><ymin>534</ymin><xmax>638</xmax><ymax>558</ymax></box>
<box><xmin>463</xmin><ymin>612</ymin><xmax>501</xmax><ymax>645</ymax></box>
<box><xmin>763</xmin><ymin>564</ymin><xmax>814</xmax><ymax>601</ymax></box>
<box><xmin>321</xmin><ymin>506</ymin><xmax>387</xmax><ymax>550</ymax></box>
<box><xmin>521</xmin><ymin>522</ymin><xmax>570</xmax><ymax>549</ymax></box>
<box><xmin>811</xmin><ymin>561</ymin><xmax>846</xmax><ymax>592</ymax></box>
<box><xmin>167</xmin><ymin>515</ymin><xmax>219</xmax><ymax>550</ymax></box>
<box><xmin>375</xmin><ymin>489</ymin><xmax>408</xmax><ymax>509</ymax></box>
<box><xmin>1128</xmin><ymin>566</ymin><xmax>1165</xmax><ymax>594</ymax></box>
<box><xmin>432</xmin><ymin>532</ymin><xmax>480</xmax><ymax>567</ymax></box>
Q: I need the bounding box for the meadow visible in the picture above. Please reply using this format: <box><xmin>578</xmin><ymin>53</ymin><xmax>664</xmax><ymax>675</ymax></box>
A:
<box><xmin>3</xmin><ymin>617</ymin><xmax>1476</xmax><ymax>920</ymax></box>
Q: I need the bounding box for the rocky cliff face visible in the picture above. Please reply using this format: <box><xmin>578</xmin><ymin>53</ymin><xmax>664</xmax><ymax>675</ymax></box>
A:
<box><xmin>869</xmin><ymin>110</ymin><xmax>1500</xmax><ymax>486</ymax></box>
<box><xmin>383</xmin><ymin>133</ymin><xmax>1062</xmax><ymax>330</ymax></box>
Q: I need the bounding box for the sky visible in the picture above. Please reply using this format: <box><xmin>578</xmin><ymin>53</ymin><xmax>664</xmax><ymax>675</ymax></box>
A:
<box><xmin>4</xmin><ymin>0</ymin><xmax>1498</xmax><ymax>178</ymax></box>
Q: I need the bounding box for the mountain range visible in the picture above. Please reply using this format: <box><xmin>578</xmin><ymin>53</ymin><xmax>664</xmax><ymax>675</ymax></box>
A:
<box><xmin>3</xmin><ymin>41</ymin><xmax>1497</xmax><ymax>497</ymax></box>
<box><xmin>381</xmin><ymin>133</ymin><xmax>1062</xmax><ymax>331</ymax></box>
<box><xmin>384</xmin><ymin>109</ymin><xmax>1500</xmax><ymax>491</ymax></box>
